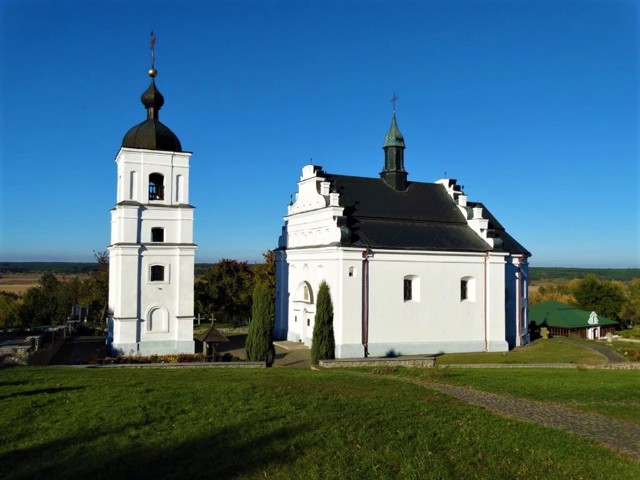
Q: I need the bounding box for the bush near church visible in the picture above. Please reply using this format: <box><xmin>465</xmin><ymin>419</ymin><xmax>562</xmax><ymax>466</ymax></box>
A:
<box><xmin>245</xmin><ymin>281</ymin><xmax>275</xmax><ymax>366</ymax></box>
<box><xmin>311</xmin><ymin>281</ymin><xmax>335</xmax><ymax>365</ymax></box>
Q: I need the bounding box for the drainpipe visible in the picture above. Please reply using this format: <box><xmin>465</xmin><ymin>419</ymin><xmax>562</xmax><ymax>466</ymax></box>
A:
<box><xmin>362</xmin><ymin>247</ymin><xmax>373</xmax><ymax>358</ymax></box>
<box><xmin>515</xmin><ymin>257</ymin><xmax>522</xmax><ymax>346</ymax></box>
<box><xmin>483</xmin><ymin>252</ymin><xmax>489</xmax><ymax>352</ymax></box>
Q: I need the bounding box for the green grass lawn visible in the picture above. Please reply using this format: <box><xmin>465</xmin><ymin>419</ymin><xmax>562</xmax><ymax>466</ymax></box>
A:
<box><xmin>436</xmin><ymin>338</ymin><xmax>606</xmax><ymax>365</ymax></box>
<box><xmin>395</xmin><ymin>367</ymin><xmax>640</xmax><ymax>424</ymax></box>
<box><xmin>1</xmin><ymin>367</ymin><xmax>639</xmax><ymax>479</ymax></box>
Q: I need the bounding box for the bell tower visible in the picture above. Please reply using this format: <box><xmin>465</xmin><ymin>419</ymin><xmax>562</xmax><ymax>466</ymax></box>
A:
<box><xmin>380</xmin><ymin>94</ymin><xmax>408</xmax><ymax>191</ymax></box>
<box><xmin>107</xmin><ymin>34</ymin><xmax>196</xmax><ymax>355</ymax></box>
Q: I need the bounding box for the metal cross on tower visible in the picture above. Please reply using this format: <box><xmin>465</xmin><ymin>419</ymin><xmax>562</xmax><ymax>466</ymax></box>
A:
<box><xmin>149</xmin><ymin>31</ymin><xmax>156</xmax><ymax>68</ymax></box>
<box><xmin>390</xmin><ymin>93</ymin><xmax>399</xmax><ymax>114</ymax></box>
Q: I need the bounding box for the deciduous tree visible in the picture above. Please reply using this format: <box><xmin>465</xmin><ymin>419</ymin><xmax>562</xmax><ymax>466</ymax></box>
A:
<box><xmin>83</xmin><ymin>251</ymin><xmax>109</xmax><ymax>323</ymax></box>
<box><xmin>195</xmin><ymin>259</ymin><xmax>253</xmax><ymax>324</ymax></box>
<box><xmin>620</xmin><ymin>279</ymin><xmax>640</xmax><ymax>326</ymax></box>
<box><xmin>573</xmin><ymin>275</ymin><xmax>625</xmax><ymax>321</ymax></box>
<box><xmin>0</xmin><ymin>292</ymin><xmax>21</xmax><ymax>328</ymax></box>
<box><xmin>252</xmin><ymin>250</ymin><xmax>276</xmax><ymax>293</ymax></box>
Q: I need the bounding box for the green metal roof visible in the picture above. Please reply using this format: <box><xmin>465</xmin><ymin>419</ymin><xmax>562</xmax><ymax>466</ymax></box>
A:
<box><xmin>383</xmin><ymin>114</ymin><xmax>405</xmax><ymax>148</ymax></box>
<box><xmin>529</xmin><ymin>301</ymin><xmax>617</xmax><ymax>329</ymax></box>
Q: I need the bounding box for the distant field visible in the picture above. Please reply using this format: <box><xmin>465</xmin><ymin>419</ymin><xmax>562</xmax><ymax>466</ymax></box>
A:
<box><xmin>0</xmin><ymin>274</ymin><xmax>41</xmax><ymax>295</ymax></box>
<box><xmin>0</xmin><ymin>273</ymin><xmax>88</xmax><ymax>295</ymax></box>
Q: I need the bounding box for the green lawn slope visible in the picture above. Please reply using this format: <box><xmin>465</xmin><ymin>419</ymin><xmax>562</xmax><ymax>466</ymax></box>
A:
<box><xmin>1</xmin><ymin>367</ymin><xmax>639</xmax><ymax>479</ymax></box>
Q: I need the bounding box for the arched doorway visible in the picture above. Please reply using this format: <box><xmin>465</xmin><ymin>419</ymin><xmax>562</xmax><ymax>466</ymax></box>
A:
<box><xmin>292</xmin><ymin>281</ymin><xmax>314</xmax><ymax>344</ymax></box>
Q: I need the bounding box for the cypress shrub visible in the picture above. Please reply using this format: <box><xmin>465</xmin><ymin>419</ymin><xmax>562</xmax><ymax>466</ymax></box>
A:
<box><xmin>311</xmin><ymin>281</ymin><xmax>335</xmax><ymax>364</ymax></box>
<box><xmin>245</xmin><ymin>281</ymin><xmax>275</xmax><ymax>366</ymax></box>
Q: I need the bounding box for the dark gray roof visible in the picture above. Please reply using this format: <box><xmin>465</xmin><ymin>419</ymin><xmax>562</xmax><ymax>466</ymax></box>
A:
<box><xmin>195</xmin><ymin>326</ymin><xmax>229</xmax><ymax>343</ymax></box>
<box><xmin>122</xmin><ymin>119</ymin><xmax>182</xmax><ymax>152</ymax></box>
<box><xmin>323</xmin><ymin>173</ymin><xmax>530</xmax><ymax>255</ymax></box>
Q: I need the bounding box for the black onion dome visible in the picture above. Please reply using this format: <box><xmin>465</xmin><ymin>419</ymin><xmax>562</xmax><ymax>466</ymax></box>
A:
<box><xmin>121</xmin><ymin>72</ymin><xmax>182</xmax><ymax>152</ymax></box>
<box><xmin>141</xmin><ymin>79</ymin><xmax>165</xmax><ymax>110</ymax></box>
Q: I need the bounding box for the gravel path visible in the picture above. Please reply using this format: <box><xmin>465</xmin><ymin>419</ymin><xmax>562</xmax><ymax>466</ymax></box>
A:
<box><xmin>560</xmin><ymin>337</ymin><xmax>628</xmax><ymax>363</ymax></box>
<box><xmin>384</xmin><ymin>375</ymin><xmax>640</xmax><ymax>460</ymax></box>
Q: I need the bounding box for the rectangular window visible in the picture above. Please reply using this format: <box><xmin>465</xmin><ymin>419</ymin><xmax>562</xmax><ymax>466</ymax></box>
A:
<box><xmin>150</xmin><ymin>265</ymin><xmax>165</xmax><ymax>282</ymax></box>
<box><xmin>151</xmin><ymin>227</ymin><xmax>164</xmax><ymax>242</ymax></box>
<box><xmin>461</xmin><ymin>279</ymin><xmax>468</xmax><ymax>300</ymax></box>
<box><xmin>404</xmin><ymin>279</ymin><xmax>412</xmax><ymax>301</ymax></box>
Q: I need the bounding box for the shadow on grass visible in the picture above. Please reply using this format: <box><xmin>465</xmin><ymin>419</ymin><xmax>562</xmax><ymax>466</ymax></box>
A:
<box><xmin>0</xmin><ymin>380</ymin><xmax>29</xmax><ymax>387</ymax></box>
<box><xmin>0</xmin><ymin>386</ymin><xmax>85</xmax><ymax>401</ymax></box>
<box><xmin>2</xmin><ymin>417</ymin><xmax>306</xmax><ymax>480</ymax></box>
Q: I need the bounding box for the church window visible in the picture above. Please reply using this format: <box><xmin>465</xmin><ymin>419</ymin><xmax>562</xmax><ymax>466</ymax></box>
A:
<box><xmin>403</xmin><ymin>275</ymin><xmax>420</xmax><ymax>302</ymax></box>
<box><xmin>295</xmin><ymin>282</ymin><xmax>313</xmax><ymax>303</ymax></box>
<box><xmin>149</xmin><ymin>173</ymin><xmax>165</xmax><ymax>200</ymax></box>
<box><xmin>404</xmin><ymin>279</ymin><xmax>412</xmax><ymax>301</ymax></box>
<box><xmin>151</xmin><ymin>227</ymin><xmax>164</xmax><ymax>242</ymax></box>
<box><xmin>150</xmin><ymin>265</ymin><xmax>165</xmax><ymax>282</ymax></box>
<box><xmin>460</xmin><ymin>277</ymin><xmax>476</xmax><ymax>302</ymax></box>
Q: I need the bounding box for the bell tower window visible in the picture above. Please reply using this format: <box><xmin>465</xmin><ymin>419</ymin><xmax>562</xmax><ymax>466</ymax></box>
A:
<box><xmin>149</xmin><ymin>173</ymin><xmax>165</xmax><ymax>200</ymax></box>
<box><xmin>150</xmin><ymin>265</ymin><xmax>165</xmax><ymax>282</ymax></box>
<box><xmin>151</xmin><ymin>228</ymin><xmax>164</xmax><ymax>242</ymax></box>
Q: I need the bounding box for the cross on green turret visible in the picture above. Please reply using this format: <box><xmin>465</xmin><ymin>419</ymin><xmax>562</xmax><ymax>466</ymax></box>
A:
<box><xmin>381</xmin><ymin>95</ymin><xmax>407</xmax><ymax>190</ymax></box>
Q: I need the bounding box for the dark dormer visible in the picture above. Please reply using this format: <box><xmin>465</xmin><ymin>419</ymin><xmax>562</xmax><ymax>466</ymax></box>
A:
<box><xmin>380</xmin><ymin>111</ymin><xmax>407</xmax><ymax>191</ymax></box>
<box><xmin>121</xmin><ymin>68</ymin><xmax>182</xmax><ymax>152</ymax></box>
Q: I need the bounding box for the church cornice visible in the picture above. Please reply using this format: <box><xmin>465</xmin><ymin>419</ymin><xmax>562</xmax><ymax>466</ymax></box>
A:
<box><xmin>114</xmin><ymin>201</ymin><xmax>195</xmax><ymax>209</ymax></box>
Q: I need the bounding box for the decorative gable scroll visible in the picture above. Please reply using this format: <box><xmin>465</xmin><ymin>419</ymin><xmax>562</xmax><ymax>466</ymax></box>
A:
<box><xmin>436</xmin><ymin>178</ymin><xmax>499</xmax><ymax>248</ymax></box>
<box><xmin>283</xmin><ymin>165</ymin><xmax>351</xmax><ymax>248</ymax></box>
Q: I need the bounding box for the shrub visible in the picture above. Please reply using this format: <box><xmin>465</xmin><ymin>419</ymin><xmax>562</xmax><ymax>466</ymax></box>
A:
<box><xmin>311</xmin><ymin>281</ymin><xmax>335</xmax><ymax>365</ymax></box>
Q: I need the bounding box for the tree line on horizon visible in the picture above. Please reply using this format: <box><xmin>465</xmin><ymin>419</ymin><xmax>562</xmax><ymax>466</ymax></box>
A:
<box><xmin>0</xmin><ymin>252</ymin><xmax>276</xmax><ymax>330</ymax></box>
<box><xmin>1</xmin><ymin>253</ymin><xmax>638</xmax><ymax>329</ymax></box>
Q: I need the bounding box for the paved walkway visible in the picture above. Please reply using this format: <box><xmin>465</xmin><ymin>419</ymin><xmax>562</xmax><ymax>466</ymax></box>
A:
<box><xmin>560</xmin><ymin>337</ymin><xmax>628</xmax><ymax>363</ymax></box>
<box><xmin>377</xmin><ymin>374</ymin><xmax>640</xmax><ymax>461</ymax></box>
<box><xmin>273</xmin><ymin>341</ymin><xmax>311</xmax><ymax>368</ymax></box>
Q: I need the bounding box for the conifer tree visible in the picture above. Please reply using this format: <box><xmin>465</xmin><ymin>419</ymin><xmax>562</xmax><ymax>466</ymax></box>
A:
<box><xmin>311</xmin><ymin>281</ymin><xmax>335</xmax><ymax>364</ymax></box>
<box><xmin>245</xmin><ymin>281</ymin><xmax>275</xmax><ymax>366</ymax></box>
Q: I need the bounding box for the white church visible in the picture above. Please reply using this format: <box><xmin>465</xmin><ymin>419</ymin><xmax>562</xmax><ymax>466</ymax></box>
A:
<box><xmin>275</xmin><ymin>110</ymin><xmax>531</xmax><ymax>358</ymax></box>
<box><xmin>106</xmin><ymin>64</ymin><xmax>196</xmax><ymax>356</ymax></box>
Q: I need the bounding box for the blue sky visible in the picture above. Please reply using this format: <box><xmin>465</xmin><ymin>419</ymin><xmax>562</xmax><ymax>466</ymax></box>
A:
<box><xmin>0</xmin><ymin>0</ymin><xmax>638</xmax><ymax>267</ymax></box>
